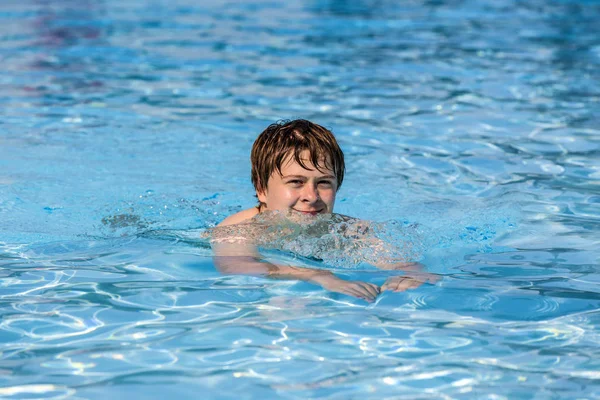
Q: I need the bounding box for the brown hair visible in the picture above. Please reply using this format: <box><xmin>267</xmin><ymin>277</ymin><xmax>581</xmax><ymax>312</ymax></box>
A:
<box><xmin>251</xmin><ymin>119</ymin><xmax>345</xmax><ymax>207</ymax></box>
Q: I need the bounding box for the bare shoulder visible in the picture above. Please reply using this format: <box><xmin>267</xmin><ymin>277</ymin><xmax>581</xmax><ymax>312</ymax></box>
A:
<box><xmin>218</xmin><ymin>207</ymin><xmax>260</xmax><ymax>227</ymax></box>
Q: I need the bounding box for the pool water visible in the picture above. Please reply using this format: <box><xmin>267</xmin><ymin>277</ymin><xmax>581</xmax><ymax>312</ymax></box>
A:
<box><xmin>1</xmin><ymin>0</ymin><xmax>600</xmax><ymax>398</ymax></box>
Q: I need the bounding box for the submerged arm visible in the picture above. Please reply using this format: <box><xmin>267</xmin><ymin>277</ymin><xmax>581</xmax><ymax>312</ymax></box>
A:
<box><xmin>211</xmin><ymin>240</ymin><xmax>380</xmax><ymax>301</ymax></box>
<box><xmin>341</xmin><ymin>219</ymin><xmax>441</xmax><ymax>291</ymax></box>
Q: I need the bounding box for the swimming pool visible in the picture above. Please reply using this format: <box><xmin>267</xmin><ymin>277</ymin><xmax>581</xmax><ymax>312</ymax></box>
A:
<box><xmin>1</xmin><ymin>0</ymin><xmax>599</xmax><ymax>398</ymax></box>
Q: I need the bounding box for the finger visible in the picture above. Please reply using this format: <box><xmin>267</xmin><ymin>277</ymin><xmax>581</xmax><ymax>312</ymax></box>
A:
<box><xmin>370</xmin><ymin>282</ymin><xmax>381</xmax><ymax>293</ymax></box>
<box><xmin>340</xmin><ymin>286</ymin><xmax>373</xmax><ymax>301</ymax></box>
<box><xmin>408</xmin><ymin>273</ymin><xmax>441</xmax><ymax>284</ymax></box>
<box><xmin>357</xmin><ymin>281</ymin><xmax>380</xmax><ymax>298</ymax></box>
<box><xmin>381</xmin><ymin>278</ymin><xmax>402</xmax><ymax>292</ymax></box>
<box><xmin>404</xmin><ymin>279</ymin><xmax>423</xmax><ymax>290</ymax></box>
<box><xmin>349</xmin><ymin>284</ymin><xmax>377</xmax><ymax>301</ymax></box>
<box><xmin>353</xmin><ymin>290</ymin><xmax>375</xmax><ymax>302</ymax></box>
<box><xmin>391</xmin><ymin>277</ymin><xmax>417</xmax><ymax>292</ymax></box>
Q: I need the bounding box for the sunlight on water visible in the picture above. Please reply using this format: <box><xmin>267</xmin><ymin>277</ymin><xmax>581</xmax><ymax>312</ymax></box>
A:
<box><xmin>1</xmin><ymin>0</ymin><xmax>599</xmax><ymax>398</ymax></box>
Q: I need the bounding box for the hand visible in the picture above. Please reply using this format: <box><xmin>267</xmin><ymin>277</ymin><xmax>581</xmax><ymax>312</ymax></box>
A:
<box><xmin>311</xmin><ymin>272</ymin><xmax>380</xmax><ymax>302</ymax></box>
<box><xmin>381</xmin><ymin>272</ymin><xmax>441</xmax><ymax>292</ymax></box>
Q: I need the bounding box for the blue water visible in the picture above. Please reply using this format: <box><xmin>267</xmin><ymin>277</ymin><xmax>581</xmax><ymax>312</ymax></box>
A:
<box><xmin>1</xmin><ymin>0</ymin><xmax>600</xmax><ymax>398</ymax></box>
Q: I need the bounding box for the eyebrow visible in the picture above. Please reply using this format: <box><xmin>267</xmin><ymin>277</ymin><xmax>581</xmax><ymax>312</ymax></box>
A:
<box><xmin>282</xmin><ymin>175</ymin><xmax>336</xmax><ymax>180</ymax></box>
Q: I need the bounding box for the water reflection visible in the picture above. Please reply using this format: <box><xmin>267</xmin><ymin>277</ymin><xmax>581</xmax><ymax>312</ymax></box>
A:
<box><xmin>1</xmin><ymin>0</ymin><xmax>599</xmax><ymax>398</ymax></box>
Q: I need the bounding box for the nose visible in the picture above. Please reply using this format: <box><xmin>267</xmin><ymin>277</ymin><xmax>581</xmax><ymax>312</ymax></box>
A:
<box><xmin>301</xmin><ymin>183</ymin><xmax>320</xmax><ymax>203</ymax></box>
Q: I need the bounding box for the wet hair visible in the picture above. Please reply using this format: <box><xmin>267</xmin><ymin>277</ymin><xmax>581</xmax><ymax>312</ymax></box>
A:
<box><xmin>251</xmin><ymin>119</ymin><xmax>345</xmax><ymax>208</ymax></box>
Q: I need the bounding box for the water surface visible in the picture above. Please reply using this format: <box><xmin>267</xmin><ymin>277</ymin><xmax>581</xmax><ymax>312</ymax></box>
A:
<box><xmin>1</xmin><ymin>0</ymin><xmax>600</xmax><ymax>398</ymax></box>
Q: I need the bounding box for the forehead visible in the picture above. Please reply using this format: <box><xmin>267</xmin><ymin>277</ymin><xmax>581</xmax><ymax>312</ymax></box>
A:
<box><xmin>278</xmin><ymin>150</ymin><xmax>334</xmax><ymax>175</ymax></box>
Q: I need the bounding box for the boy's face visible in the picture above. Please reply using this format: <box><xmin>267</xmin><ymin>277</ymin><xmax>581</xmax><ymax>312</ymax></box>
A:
<box><xmin>257</xmin><ymin>150</ymin><xmax>337</xmax><ymax>216</ymax></box>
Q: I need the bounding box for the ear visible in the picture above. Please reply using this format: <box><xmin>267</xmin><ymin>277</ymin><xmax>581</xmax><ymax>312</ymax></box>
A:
<box><xmin>256</xmin><ymin>189</ymin><xmax>267</xmax><ymax>205</ymax></box>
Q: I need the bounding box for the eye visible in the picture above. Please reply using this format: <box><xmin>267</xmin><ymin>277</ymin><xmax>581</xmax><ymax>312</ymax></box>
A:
<box><xmin>318</xmin><ymin>181</ymin><xmax>333</xmax><ymax>187</ymax></box>
<box><xmin>287</xmin><ymin>179</ymin><xmax>304</xmax><ymax>186</ymax></box>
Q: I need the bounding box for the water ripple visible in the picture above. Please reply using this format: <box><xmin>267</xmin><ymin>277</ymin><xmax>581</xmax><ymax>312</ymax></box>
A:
<box><xmin>1</xmin><ymin>0</ymin><xmax>600</xmax><ymax>398</ymax></box>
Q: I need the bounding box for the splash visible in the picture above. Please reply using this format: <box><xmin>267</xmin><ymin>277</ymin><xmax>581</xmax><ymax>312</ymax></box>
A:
<box><xmin>207</xmin><ymin>196</ymin><xmax>519</xmax><ymax>269</ymax></box>
<box><xmin>97</xmin><ymin>191</ymin><xmax>240</xmax><ymax>238</ymax></box>
<box><xmin>98</xmin><ymin>193</ymin><xmax>519</xmax><ymax>270</ymax></box>
<box><xmin>209</xmin><ymin>211</ymin><xmax>423</xmax><ymax>268</ymax></box>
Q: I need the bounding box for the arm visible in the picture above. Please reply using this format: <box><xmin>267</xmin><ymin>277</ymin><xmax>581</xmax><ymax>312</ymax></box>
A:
<box><xmin>339</xmin><ymin>219</ymin><xmax>441</xmax><ymax>291</ymax></box>
<box><xmin>211</xmin><ymin>238</ymin><xmax>380</xmax><ymax>301</ymax></box>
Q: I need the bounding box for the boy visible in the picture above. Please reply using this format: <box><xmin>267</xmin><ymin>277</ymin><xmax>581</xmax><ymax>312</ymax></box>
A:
<box><xmin>212</xmin><ymin>119</ymin><xmax>438</xmax><ymax>302</ymax></box>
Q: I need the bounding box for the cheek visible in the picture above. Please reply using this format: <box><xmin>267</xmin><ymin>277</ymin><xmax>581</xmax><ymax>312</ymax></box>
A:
<box><xmin>322</xmin><ymin>189</ymin><xmax>336</xmax><ymax>203</ymax></box>
<box><xmin>284</xmin><ymin>189</ymin><xmax>301</xmax><ymax>202</ymax></box>
<box><xmin>270</xmin><ymin>186</ymin><xmax>297</xmax><ymax>204</ymax></box>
